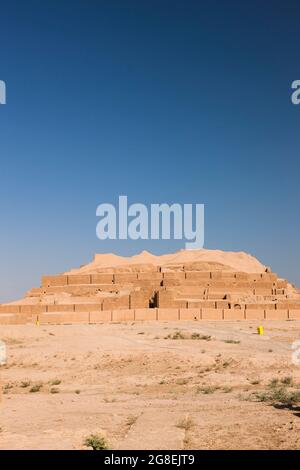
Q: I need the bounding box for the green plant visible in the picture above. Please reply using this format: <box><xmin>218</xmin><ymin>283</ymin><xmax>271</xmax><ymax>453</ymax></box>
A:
<box><xmin>191</xmin><ymin>332</ymin><xmax>211</xmax><ymax>341</ymax></box>
<box><xmin>50</xmin><ymin>379</ymin><xmax>61</xmax><ymax>386</ymax></box>
<box><xmin>84</xmin><ymin>434</ymin><xmax>109</xmax><ymax>450</ymax></box>
<box><xmin>268</xmin><ymin>378</ymin><xmax>279</xmax><ymax>389</ymax></box>
<box><xmin>29</xmin><ymin>383</ymin><xmax>42</xmax><ymax>393</ymax></box>
<box><xmin>255</xmin><ymin>386</ymin><xmax>300</xmax><ymax>406</ymax></box>
<box><xmin>20</xmin><ymin>380</ymin><xmax>31</xmax><ymax>388</ymax></box>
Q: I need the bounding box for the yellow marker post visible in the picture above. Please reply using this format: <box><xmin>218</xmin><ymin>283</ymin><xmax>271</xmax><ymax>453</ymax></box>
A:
<box><xmin>257</xmin><ymin>326</ymin><xmax>264</xmax><ymax>335</ymax></box>
<box><xmin>36</xmin><ymin>316</ymin><xmax>40</xmax><ymax>327</ymax></box>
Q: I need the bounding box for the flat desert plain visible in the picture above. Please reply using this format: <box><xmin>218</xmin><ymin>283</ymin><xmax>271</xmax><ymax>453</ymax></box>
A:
<box><xmin>1</xmin><ymin>320</ymin><xmax>300</xmax><ymax>450</ymax></box>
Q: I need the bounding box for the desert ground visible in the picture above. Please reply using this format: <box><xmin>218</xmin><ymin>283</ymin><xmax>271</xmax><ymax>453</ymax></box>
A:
<box><xmin>1</xmin><ymin>319</ymin><xmax>300</xmax><ymax>450</ymax></box>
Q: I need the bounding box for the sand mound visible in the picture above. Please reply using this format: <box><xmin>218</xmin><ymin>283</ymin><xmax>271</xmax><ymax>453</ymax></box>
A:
<box><xmin>66</xmin><ymin>249</ymin><xmax>266</xmax><ymax>274</ymax></box>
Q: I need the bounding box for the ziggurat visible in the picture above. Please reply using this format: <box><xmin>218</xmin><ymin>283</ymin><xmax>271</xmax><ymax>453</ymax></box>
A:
<box><xmin>1</xmin><ymin>249</ymin><xmax>300</xmax><ymax>324</ymax></box>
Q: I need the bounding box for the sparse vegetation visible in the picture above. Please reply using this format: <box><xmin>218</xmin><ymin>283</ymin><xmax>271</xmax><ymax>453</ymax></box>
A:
<box><xmin>224</xmin><ymin>339</ymin><xmax>240</xmax><ymax>344</ymax></box>
<box><xmin>197</xmin><ymin>385</ymin><xmax>219</xmax><ymax>394</ymax></box>
<box><xmin>50</xmin><ymin>387</ymin><xmax>60</xmax><ymax>394</ymax></box>
<box><xmin>84</xmin><ymin>434</ymin><xmax>109</xmax><ymax>450</ymax></box>
<box><xmin>176</xmin><ymin>416</ymin><xmax>195</xmax><ymax>431</ymax></box>
<box><xmin>268</xmin><ymin>378</ymin><xmax>279</xmax><ymax>389</ymax></box>
<box><xmin>3</xmin><ymin>383</ymin><xmax>13</xmax><ymax>394</ymax></box>
<box><xmin>126</xmin><ymin>415</ymin><xmax>138</xmax><ymax>427</ymax></box>
<box><xmin>222</xmin><ymin>386</ymin><xmax>233</xmax><ymax>393</ymax></box>
<box><xmin>50</xmin><ymin>379</ymin><xmax>61</xmax><ymax>386</ymax></box>
<box><xmin>255</xmin><ymin>388</ymin><xmax>300</xmax><ymax>406</ymax></box>
<box><xmin>281</xmin><ymin>376</ymin><xmax>293</xmax><ymax>386</ymax></box>
<box><xmin>20</xmin><ymin>380</ymin><xmax>31</xmax><ymax>388</ymax></box>
<box><xmin>165</xmin><ymin>331</ymin><xmax>211</xmax><ymax>341</ymax></box>
<box><xmin>29</xmin><ymin>383</ymin><xmax>43</xmax><ymax>393</ymax></box>
<box><xmin>191</xmin><ymin>332</ymin><xmax>211</xmax><ymax>341</ymax></box>
<box><xmin>252</xmin><ymin>376</ymin><xmax>300</xmax><ymax>407</ymax></box>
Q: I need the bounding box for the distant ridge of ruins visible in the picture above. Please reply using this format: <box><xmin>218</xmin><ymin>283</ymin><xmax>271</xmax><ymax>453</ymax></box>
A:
<box><xmin>1</xmin><ymin>249</ymin><xmax>300</xmax><ymax>324</ymax></box>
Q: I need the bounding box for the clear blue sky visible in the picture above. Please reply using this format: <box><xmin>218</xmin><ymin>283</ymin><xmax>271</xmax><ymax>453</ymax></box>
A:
<box><xmin>0</xmin><ymin>0</ymin><xmax>299</xmax><ymax>301</ymax></box>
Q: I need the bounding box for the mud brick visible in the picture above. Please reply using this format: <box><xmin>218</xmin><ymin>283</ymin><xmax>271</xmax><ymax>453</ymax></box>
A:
<box><xmin>245</xmin><ymin>309</ymin><xmax>265</xmax><ymax>320</ymax></box>
<box><xmin>112</xmin><ymin>309</ymin><xmax>135</xmax><ymax>322</ymax></box>
<box><xmin>179</xmin><ymin>308</ymin><xmax>200</xmax><ymax>320</ymax></box>
<box><xmin>42</xmin><ymin>275</ymin><xmax>68</xmax><ymax>287</ymax></box>
<box><xmin>265</xmin><ymin>309</ymin><xmax>288</xmax><ymax>320</ymax></box>
<box><xmin>223</xmin><ymin>309</ymin><xmax>245</xmax><ymax>320</ymax></box>
<box><xmin>90</xmin><ymin>310</ymin><xmax>112</xmax><ymax>322</ymax></box>
<box><xmin>134</xmin><ymin>308</ymin><xmax>157</xmax><ymax>321</ymax></box>
<box><xmin>67</xmin><ymin>275</ymin><xmax>91</xmax><ymax>285</ymax></box>
<box><xmin>201</xmin><ymin>309</ymin><xmax>223</xmax><ymax>320</ymax></box>
<box><xmin>157</xmin><ymin>308</ymin><xmax>179</xmax><ymax>320</ymax></box>
<box><xmin>91</xmin><ymin>274</ymin><xmax>114</xmax><ymax>284</ymax></box>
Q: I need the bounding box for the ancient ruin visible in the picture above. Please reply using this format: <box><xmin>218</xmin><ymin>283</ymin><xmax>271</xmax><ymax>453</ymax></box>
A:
<box><xmin>1</xmin><ymin>249</ymin><xmax>300</xmax><ymax>324</ymax></box>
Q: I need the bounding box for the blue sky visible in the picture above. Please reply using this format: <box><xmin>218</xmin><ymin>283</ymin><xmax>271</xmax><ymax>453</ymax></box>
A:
<box><xmin>0</xmin><ymin>0</ymin><xmax>299</xmax><ymax>301</ymax></box>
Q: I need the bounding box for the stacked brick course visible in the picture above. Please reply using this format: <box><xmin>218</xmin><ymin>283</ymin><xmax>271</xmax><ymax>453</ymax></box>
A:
<box><xmin>1</xmin><ymin>259</ymin><xmax>300</xmax><ymax>324</ymax></box>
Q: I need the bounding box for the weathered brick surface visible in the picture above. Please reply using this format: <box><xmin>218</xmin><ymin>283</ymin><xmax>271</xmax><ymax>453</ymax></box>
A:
<box><xmin>90</xmin><ymin>310</ymin><xmax>112</xmax><ymax>322</ymax></box>
<box><xmin>112</xmin><ymin>309</ymin><xmax>135</xmax><ymax>322</ymax></box>
<box><xmin>42</xmin><ymin>275</ymin><xmax>68</xmax><ymax>287</ymax></box>
<box><xmin>185</xmin><ymin>272</ymin><xmax>211</xmax><ymax>280</ymax></box>
<box><xmin>288</xmin><ymin>309</ymin><xmax>300</xmax><ymax>320</ymax></box>
<box><xmin>223</xmin><ymin>309</ymin><xmax>245</xmax><ymax>320</ymax></box>
<box><xmin>134</xmin><ymin>308</ymin><xmax>157</xmax><ymax>321</ymax></box>
<box><xmin>39</xmin><ymin>312</ymin><xmax>90</xmax><ymax>324</ymax></box>
<box><xmin>201</xmin><ymin>308</ymin><xmax>223</xmax><ymax>320</ymax></box>
<box><xmin>157</xmin><ymin>308</ymin><xmax>179</xmax><ymax>320</ymax></box>
<box><xmin>0</xmin><ymin>314</ymin><xmax>28</xmax><ymax>325</ymax></box>
<box><xmin>129</xmin><ymin>291</ymin><xmax>150</xmax><ymax>309</ymax></box>
<box><xmin>67</xmin><ymin>275</ymin><xmax>91</xmax><ymax>285</ymax></box>
<box><xmin>47</xmin><ymin>304</ymin><xmax>75</xmax><ymax>312</ymax></box>
<box><xmin>0</xmin><ymin>305</ymin><xmax>21</xmax><ymax>314</ymax></box>
<box><xmin>265</xmin><ymin>309</ymin><xmax>288</xmax><ymax>320</ymax></box>
<box><xmin>179</xmin><ymin>308</ymin><xmax>200</xmax><ymax>320</ymax></box>
<box><xmin>113</xmin><ymin>273</ymin><xmax>138</xmax><ymax>283</ymax></box>
<box><xmin>91</xmin><ymin>274</ymin><xmax>114</xmax><ymax>284</ymax></box>
<box><xmin>245</xmin><ymin>309</ymin><xmax>265</xmax><ymax>320</ymax></box>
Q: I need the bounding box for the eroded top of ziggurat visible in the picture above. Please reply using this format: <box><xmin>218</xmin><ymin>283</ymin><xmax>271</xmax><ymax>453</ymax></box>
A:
<box><xmin>1</xmin><ymin>249</ymin><xmax>300</xmax><ymax>323</ymax></box>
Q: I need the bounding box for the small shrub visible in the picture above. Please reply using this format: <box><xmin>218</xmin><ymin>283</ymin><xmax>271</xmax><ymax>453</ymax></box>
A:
<box><xmin>224</xmin><ymin>339</ymin><xmax>240</xmax><ymax>344</ymax></box>
<box><xmin>29</xmin><ymin>383</ymin><xmax>42</xmax><ymax>393</ymax></box>
<box><xmin>191</xmin><ymin>333</ymin><xmax>211</xmax><ymax>341</ymax></box>
<box><xmin>84</xmin><ymin>434</ymin><xmax>109</xmax><ymax>450</ymax></box>
<box><xmin>255</xmin><ymin>388</ymin><xmax>300</xmax><ymax>406</ymax></box>
<box><xmin>176</xmin><ymin>416</ymin><xmax>195</xmax><ymax>431</ymax></box>
<box><xmin>165</xmin><ymin>331</ymin><xmax>185</xmax><ymax>340</ymax></box>
<box><xmin>126</xmin><ymin>415</ymin><xmax>138</xmax><ymax>427</ymax></box>
<box><xmin>20</xmin><ymin>380</ymin><xmax>31</xmax><ymax>388</ymax></box>
<box><xmin>50</xmin><ymin>379</ymin><xmax>61</xmax><ymax>386</ymax></box>
<box><xmin>268</xmin><ymin>378</ymin><xmax>279</xmax><ymax>389</ymax></box>
<box><xmin>281</xmin><ymin>376</ymin><xmax>293</xmax><ymax>386</ymax></box>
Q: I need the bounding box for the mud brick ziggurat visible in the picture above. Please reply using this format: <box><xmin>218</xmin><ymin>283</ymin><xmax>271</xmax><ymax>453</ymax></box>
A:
<box><xmin>1</xmin><ymin>249</ymin><xmax>300</xmax><ymax>324</ymax></box>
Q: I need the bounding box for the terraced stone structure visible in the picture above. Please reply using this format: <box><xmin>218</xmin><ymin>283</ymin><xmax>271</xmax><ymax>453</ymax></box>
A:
<box><xmin>1</xmin><ymin>249</ymin><xmax>300</xmax><ymax>324</ymax></box>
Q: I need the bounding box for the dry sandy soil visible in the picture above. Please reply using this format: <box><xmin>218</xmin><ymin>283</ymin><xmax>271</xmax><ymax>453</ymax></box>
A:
<box><xmin>1</xmin><ymin>320</ymin><xmax>300</xmax><ymax>450</ymax></box>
